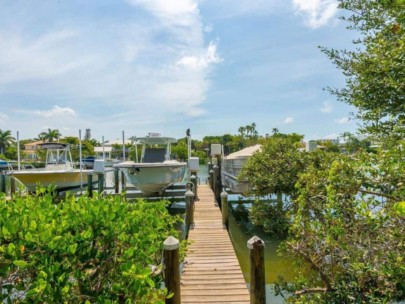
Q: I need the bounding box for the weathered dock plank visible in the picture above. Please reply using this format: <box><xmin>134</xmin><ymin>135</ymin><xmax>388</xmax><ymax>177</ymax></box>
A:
<box><xmin>181</xmin><ymin>184</ymin><xmax>249</xmax><ymax>303</ymax></box>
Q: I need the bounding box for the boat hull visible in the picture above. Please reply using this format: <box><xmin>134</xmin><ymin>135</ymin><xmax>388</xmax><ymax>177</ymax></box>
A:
<box><xmin>222</xmin><ymin>171</ymin><xmax>251</xmax><ymax>194</ymax></box>
<box><xmin>115</xmin><ymin>162</ymin><xmax>187</xmax><ymax>196</ymax></box>
<box><xmin>10</xmin><ymin>170</ymin><xmax>98</xmax><ymax>192</ymax></box>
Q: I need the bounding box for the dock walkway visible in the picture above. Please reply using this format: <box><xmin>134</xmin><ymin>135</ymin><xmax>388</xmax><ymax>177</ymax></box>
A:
<box><xmin>181</xmin><ymin>185</ymin><xmax>250</xmax><ymax>303</ymax></box>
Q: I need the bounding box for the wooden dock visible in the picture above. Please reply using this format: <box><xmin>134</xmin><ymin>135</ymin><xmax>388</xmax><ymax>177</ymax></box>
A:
<box><xmin>181</xmin><ymin>185</ymin><xmax>250</xmax><ymax>303</ymax></box>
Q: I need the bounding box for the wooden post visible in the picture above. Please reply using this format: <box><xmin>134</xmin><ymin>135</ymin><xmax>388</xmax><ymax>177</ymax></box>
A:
<box><xmin>213</xmin><ymin>165</ymin><xmax>221</xmax><ymax>205</ymax></box>
<box><xmin>221</xmin><ymin>190</ymin><xmax>229</xmax><ymax>229</ymax></box>
<box><xmin>87</xmin><ymin>173</ymin><xmax>93</xmax><ymax>198</ymax></box>
<box><xmin>0</xmin><ymin>174</ymin><xmax>5</xmax><ymax>194</ymax></box>
<box><xmin>190</xmin><ymin>174</ymin><xmax>198</xmax><ymax>200</ymax></box>
<box><xmin>163</xmin><ymin>236</ymin><xmax>181</xmax><ymax>304</ymax></box>
<box><xmin>248</xmin><ymin>236</ymin><xmax>266</xmax><ymax>304</ymax></box>
<box><xmin>98</xmin><ymin>173</ymin><xmax>104</xmax><ymax>194</ymax></box>
<box><xmin>209</xmin><ymin>169</ymin><xmax>214</xmax><ymax>190</ymax></box>
<box><xmin>212</xmin><ymin>165</ymin><xmax>218</xmax><ymax>197</ymax></box>
<box><xmin>208</xmin><ymin>161</ymin><xmax>213</xmax><ymax>173</ymax></box>
<box><xmin>114</xmin><ymin>169</ymin><xmax>119</xmax><ymax>194</ymax></box>
<box><xmin>185</xmin><ymin>190</ymin><xmax>195</xmax><ymax>237</ymax></box>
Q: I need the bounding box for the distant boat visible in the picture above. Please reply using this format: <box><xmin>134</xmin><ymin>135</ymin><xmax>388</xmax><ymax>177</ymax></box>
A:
<box><xmin>114</xmin><ymin>133</ymin><xmax>187</xmax><ymax>196</ymax></box>
<box><xmin>0</xmin><ymin>159</ymin><xmax>9</xmax><ymax>172</ymax></box>
<box><xmin>222</xmin><ymin>144</ymin><xmax>261</xmax><ymax>194</ymax></box>
<box><xmin>9</xmin><ymin>142</ymin><xmax>98</xmax><ymax>193</ymax></box>
<box><xmin>82</xmin><ymin>156</ymin><xmax>96</xmax><ymax>169</ymax></box>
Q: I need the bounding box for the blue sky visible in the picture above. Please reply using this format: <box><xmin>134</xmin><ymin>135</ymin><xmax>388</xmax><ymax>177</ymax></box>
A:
<box><xmin>0</xmin><ymin>0</ymin><xmax>359</xmax><ymax>142</ymax></box>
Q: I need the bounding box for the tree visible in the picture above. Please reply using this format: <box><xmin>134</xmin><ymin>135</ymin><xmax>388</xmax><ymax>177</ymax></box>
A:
<box><xmin>241</xmin><ymin>135</ymin><xmax>305</xmax><ymax>199</ymax></box>
<box><xmin>0</xmin><ymin>129</ymin><xmax>15</xmax><ymax>155</ymax></box>
<box><xmin>340</xmin><ymin>131</ymin><xmax>371</xmax><ymax>153</ymax></box>
<box><xmin>279</xmin><ymin>150</ymin><xmax>405</xmax><ymax>302</ymax></box>
<box><xmin>240</xmin><ymin>135</ymin><xmax>307</xmax><ymax>235</ymax></box>
<box><xmin>171</xmin><ymin>141</ymin><xmax>188</xmax><ymax>161</ymax></box>
<box><xmin>38</xmin><ymin>129</ymin><xmax>62</xmax><ymax>142</ymax></box>
<box><xmin>321</xmin><ymin>0</ymin><xmax>405</xmax><ymax>142</ymax></box>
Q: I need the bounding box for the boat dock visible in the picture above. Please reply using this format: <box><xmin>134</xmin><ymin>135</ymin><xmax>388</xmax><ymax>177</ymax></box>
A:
<box><xmin>181</xmin><ymin>184</ymin><xmax>250</xmax><ymax>303</ymax></box>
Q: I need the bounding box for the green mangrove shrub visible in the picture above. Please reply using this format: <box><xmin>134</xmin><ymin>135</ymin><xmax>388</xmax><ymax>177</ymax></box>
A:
<box><xmin>0</xmin><ymin>191</ymin><xmax>184</xmax><ymax>303</ymax></box>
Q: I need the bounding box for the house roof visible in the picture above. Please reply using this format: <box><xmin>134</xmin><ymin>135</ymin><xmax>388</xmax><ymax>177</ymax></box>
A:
<box><xmin>103</xmin><ymin>139</ymin><xmax>132</xmax><ymax>146</ymax></box>
<box><xmin>94</xmin><ymin>147</ymin><xmax>113</xmax><ymax>153</ymax></box>
<box><xmin>225</xmin><ymin>144</ymin><xmax>262</xmax><ymax>160</ymax></box>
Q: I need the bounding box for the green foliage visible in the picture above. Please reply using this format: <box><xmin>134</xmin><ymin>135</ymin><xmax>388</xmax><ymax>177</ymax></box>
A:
<box><xmin>279</xmin><ymin>149</ymin><xmax>405</xmax><ymax>303</ymax></box>
<box><xmin>249</xmin><ymin>199</ymin><xmax>290</xmax><ymax>237</ymax></box>
<box><xmin>38</xmin><ymin>129</ymin><xmax>62</xmax><ymax>143</ymax></box>
<box><xmin>340</xmin><ymin>132</ymin><xmax>371</xmax><ymax>154</ymax></box>
<box><xmin>0</xmin><ymin>129</ymin><xmax>15</xmax><ymax>155</ymax></box>
<box><xmin>240</xmin><ymin>135</ymin><xmax>305</xmax><ymax>197</ymax></box>
<box><xmin>241</xmin><ymin>137</ymin><xmax>335</xmax><ymax>235</ymax></box>
<box><xmin>171</xmin><ymin>141</ymin><xmax>188</xmax><ymax>161</ymax></box>
<box><xmin>321</xmin><ymin>0</ymin><xmax>405</xmax><ymax>141</ymax></box>
<box><xmin>4</xmin><ymin>144</ymin><xmax>18</xmax><ymax>160</ymax></box>
<box><xmin>191</xmin><ymin>150</ymin><xmax>207</xmax><ymax>164</ymax></box>
<box><xmin>0</xmin><ymin>192</ymin><xmax>184</xmax><ymax>303</ymax></box>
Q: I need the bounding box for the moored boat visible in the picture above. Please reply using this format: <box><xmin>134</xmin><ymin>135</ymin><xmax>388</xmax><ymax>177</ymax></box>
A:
<box><xmin>222</xmin><ymin>144</ymin><xmax>261</xmax><ymax>194</ymax></box>
<box><xmin>9</xmin><ymin>142</ymin><xmax>98</xmax><ymax>193</ymax></box>
<box><xmin>114</xmin><ymin>133</ymin><xmax>187</xmax><ymax>196</ymax></box>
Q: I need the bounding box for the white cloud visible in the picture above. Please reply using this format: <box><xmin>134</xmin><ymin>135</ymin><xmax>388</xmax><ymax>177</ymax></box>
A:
<box><xmin>320</xmin><ymin>101</ymin><xmax>333</xmax><ymax>113</ymax></box>
<box><xmin>34</xmin><ymin>106</ymin><xmax>76</xmax><ymax>118</ymax></box>
<box><xmin>324</xmin><ymin>133</ymin><xmax>338</xmax><ymax>139</ymax></box>
<box><xmin>284</xmin><ymin>116</ymin><xmax>294</xmax><ymax>124</ymax></box>
<box><xmin>292</xmin><ymin>0</ymin><xmax>338</xmax><ymax>28</ymax></box>
<box><xmin>126</xmin><ymin>0</ymin><xmax>198</xmax><ymax>26</ymax></box>
<box><xmin>176</xmin><ymin>41</ymin><xmax>222</xmax><ymax>70</ymax></box>
<box><xmin>0</xmin><ymin>30</ymin><xmax>96</xmax><ymax>84</ymax></box>
<box><xmin>0</xmin><ymin>0</ymin><xmax>221</xmax><ymax>123</ymax></box>
<box><xmin>335</xmin><ymin>117</ymin><xmax>350</xmax><ymax>124</ymax></box>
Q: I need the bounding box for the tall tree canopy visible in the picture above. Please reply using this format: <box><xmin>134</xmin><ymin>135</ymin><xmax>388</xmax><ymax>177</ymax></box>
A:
<box><xmin>0</xmin><ymin>129</ymin><xmax>15</xmax><ymax>155</ymax></box>
<box><xmin>38</xmin><ymin>129</ymin><xmax>62</xmax><ymax>143</ymax></box>
<box><xmin>321</xmin><ymin>0</ymin><xmax>405</xmax><ymax>142</ymax></box>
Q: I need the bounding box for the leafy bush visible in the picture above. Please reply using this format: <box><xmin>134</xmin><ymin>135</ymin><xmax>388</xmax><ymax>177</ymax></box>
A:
<box><xmin>279</xmin><ymin>149</ymin><xmax>405</xmax><ymax>303</ymax></box>
<box><xmin>0</xmin><ymin>191</ymin><xmax>184</xmax><ymax>303</ymax></box>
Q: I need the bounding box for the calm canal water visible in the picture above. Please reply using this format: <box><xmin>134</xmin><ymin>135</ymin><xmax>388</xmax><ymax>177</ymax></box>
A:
<box><xmin>197</xmin><ymin>165</ymin><xmax>297</xmax><ymax>302</ymax></box>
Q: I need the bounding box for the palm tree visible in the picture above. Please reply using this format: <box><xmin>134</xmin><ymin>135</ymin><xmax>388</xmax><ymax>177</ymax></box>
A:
<box><xmin>38</xmin><ymin>128</ymin><xmax>62</xmax><ymax>142</ymax></box>
<box><xmin>0</xmin><ymin>129</ymin><xmax>15</xmax><ymax>155</ymax></box>
<box><xmin>238</xmin><ymin>126</ymin><xmax>246</xmax><ymax>139</ymax></box>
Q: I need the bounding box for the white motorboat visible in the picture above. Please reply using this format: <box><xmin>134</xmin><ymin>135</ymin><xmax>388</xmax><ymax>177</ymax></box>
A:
<box><xmin>222</xmin><ymin>144</ymin><xmax>261</xmax><ymax>194</ymax></box>
<box><xmin>114</xmin><ymin>133</ymin><xmax>187</xmax><ymax>196</ymax></box>
<box><xmin>9</xmin><ymin>142</ymin><xmax>98</xmax><ymax>193</ymax></box>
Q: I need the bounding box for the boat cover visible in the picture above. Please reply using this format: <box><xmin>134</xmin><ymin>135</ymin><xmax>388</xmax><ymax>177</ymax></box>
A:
<box><xmin>225</xmin><ymin>144</ymin><xmax>262</xmax><ymax>160</ymax></box>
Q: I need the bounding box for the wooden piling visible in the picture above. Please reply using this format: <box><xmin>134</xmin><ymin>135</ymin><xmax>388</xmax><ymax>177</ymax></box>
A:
<box><xmin>0</xmin><ymin>174</ymin><xmax>5</xmax><ymax>193</ymax></box>
<box><xmin>98</xmin><ymin>173</ymin><xmax>104</xmax><ymax>194</ymax></box>
<box><xmin>114</xmin><ymin>169</ymin><xmax>119</xmax><ymax>194</ymax></box>
<box><xmin>190</xmin><ymin>174</ymin><xmax>198</xmax><ymax>200</ymax></box>
<box><xmin>247</xmin><ymin>236</ymin><xmax>266</xmax><ymax>304</ymax></box>
<box><xmin>163</xmin><ymin>236</ymin><xmax>181</xmax><ymax>304</ymax></box>
<box><xmin>212</xmin><ymin>165</ymin><xmax>218</xmax><ymax>201</ymax></box>
<box><xmin>209</xmin><ymin>169</ymin><xmax>214</xmax><ymax>190</ymax></box>
<box><xmin>208</xmin><ymin>161</ymin><xmax>213</xmax><ymax>173</ymax></box>
<box><xmin>87</xmin><ymin>173</ymin><xmax>93</xmax><ymax>198</ymax></box>
<box><xmin>185</xmin><ymin>190</ymin><xmax>195</xmax><ymax>237</ymax></box>
<box><xmin>213</xmin><ymin>165</ymin><xmax>221</xmax><ymax>205</ymax></box>
<box><xmin>221</xmin><ymin>190</ymin><xmax>229</xmax><ymax>229</ymax></box>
